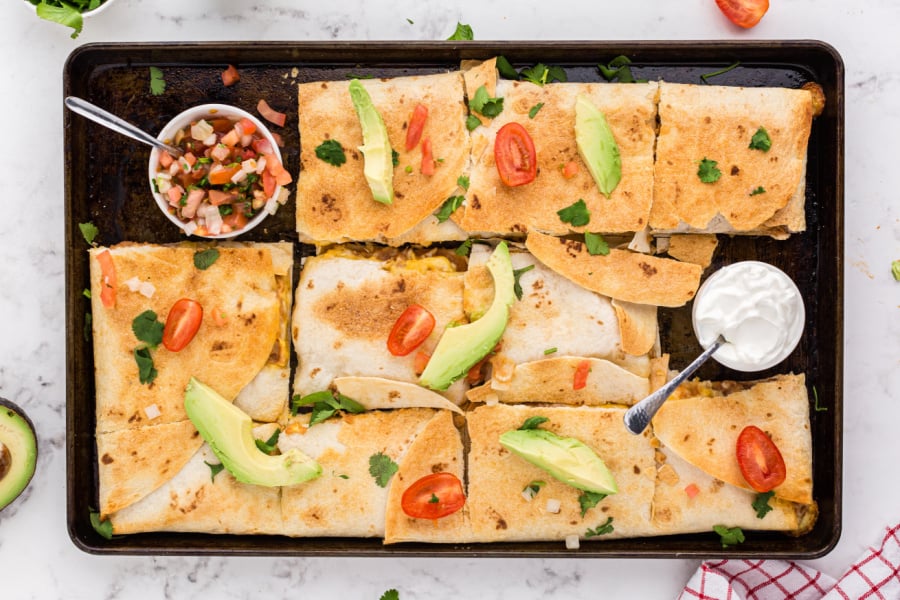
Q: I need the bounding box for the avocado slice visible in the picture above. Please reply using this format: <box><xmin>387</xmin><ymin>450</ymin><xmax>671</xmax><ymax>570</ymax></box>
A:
<box><xmin>575</xmin><ymin>94</ymin><xmax>621</xmax><ymax>198</ymax></box>
<box><xmin>419</xmin><ymin>241</ymin><xmax>515</xmax><ymax>391</ymax></box>
<box><xmin>349</xmin><ymin>79</ymin><xmax>394</xmax><ymax>204</ymax></box>
<box><xmin>184</xmin><ymin>378</ymin><xmax>321</xmax><ymax>487</ymax></box>
<box><xmin>0</xmin><ymin>398</ymin><xmax>37</xmax><ymax>511</ymax></box>
<box><xmin>499</xmin><ymin>428</ymin><xmax>618</xmax><ymax>495</ymax></box>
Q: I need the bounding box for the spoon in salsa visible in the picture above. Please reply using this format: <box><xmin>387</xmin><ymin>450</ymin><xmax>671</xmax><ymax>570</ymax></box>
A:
<box><xmin>64</xmin><ymin>97</ymin><xmax>183</xmax><ymax>157</ymax></box>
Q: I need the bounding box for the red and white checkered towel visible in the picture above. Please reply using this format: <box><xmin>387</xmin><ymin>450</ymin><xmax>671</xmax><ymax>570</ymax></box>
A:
<box><xmin>679</xmin><ymin>523</ymin><xmax>900</xmax><ymax>600</ymax></box>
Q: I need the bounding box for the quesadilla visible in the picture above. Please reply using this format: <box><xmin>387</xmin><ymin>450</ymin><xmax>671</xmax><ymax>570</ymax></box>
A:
<box><xmin>295</xmin><ymin>72</ymin><xmax>470</xmax><ymax>244</ymax></box>
<box><xmin>663</xmin><ymin>234</ymin><xmax>719</xmax><ymax>269</ymax></box>
<box><xmin>651</xmin><ymin>82</ymin><xmax>814</xmax><ymax>235</ymax></box>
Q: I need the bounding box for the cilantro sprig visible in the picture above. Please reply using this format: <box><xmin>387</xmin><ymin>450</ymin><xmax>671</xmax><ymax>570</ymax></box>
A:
<box><xmin>513</xmin><ymin>264</ymin><xmax>535</xmax><ymax>300</ymax></box>
<box><xmin>893</xmin><ymin>260</ymin><xmax>900</xmax><ymax>281</ymax></box>
<box><xmin>584</xmin><ymin>232</ymin><xmax>609</xmax><ymax>256</ymax></box>
<box><xmin>435</xmin><ymin>196</ymin><xmax>464</xmax><ymax>222</ymax></box>
<box><xmin>369</xmin><ymin>452</ymin><xmax>399</xmax><ymax>487</ymax></box>
<box><xmin>291</xmin><ymin>390</ymin><xmax>365</xmax><ymax>425</ymax></box>
<box><xmin>315</xmin><ymin>139</ymin><xmax>347</xmax><ymax>167</ymax></box>
<box><xmin>598</xmin><ymin>56</ymin><xmax>646</xmax><ymax>83</ymax></box>
<box><xmin>578</xmin><ymin>491</ymin><xmax>607</xmax><ymax>518</ymax></box>
<box><xmin>149</xmin><ymin>67</ymin><xmax>166</xmax><ymax>96</ymax></box>
<box><xmin>205</xmin><ymin>461</ymin><xmax>225</xmax><ymax>482</ymax></box>
<box><xmin>700</xmin><ymin>61</ymin><xmax>741</xmax><ymax>84</ymax></box>
<box><xmin>446</xmin><ymin>22</ymin><xmax>474</xmax><ymax>41</ymax></box>
<box><xmin>193</xmin><ymin>248</ymin><xmax>220</xmax><ymax>270</ymax></box>
<box><xmin>557</xmin><ymin>199</ymin><xmax>591</xmax><ymax>227</ymax></box>
<box><xmin>518</xmin><ymin>415</ymin><xmax>548</xmax><ymax>430</ymax></box>
<box><xmin>749</xmin><ymin>126</ymin><xmax>772</xmax><ymax>152</ymax></box>
<box><xmin>379</xmin><ymin>590</ymin><xmax>400</xmax><ymax>600</ymax></box>
<box><xmin>750</xmin><ymin>186</ymin><xmax>766</xmax><ymax>196</ymax></box>
<box><xmin>519</xmin><ymin>64</ymin><xmax>567</xmax><ymax>86</ymax></box>
<box><xmin>469</xmin><ymin>85</ymin><xmax>504</xmax><ymax>118</ymax></box>
<box><xmin>79</xmin><ymin>222</ymin><xmax>99</xmax><ymax>246</ymax></box>
<box><xmin>697</xmin><ymin>158</ymin><xmax>722</xmax><ymax>184</ymax></box>
<box><xmin>713</xmin><ymin>525</ymin><xmax>745</xmax><ymax>548</ymax></box>
<box><xmin>528</xmin><ymin>103</ymin><xmax>545</xmax><ymax>119</ymax></box>
<box><xmin>585</xmin><ymin>517</ymin><xmax>615</xmax><ymax>537</ymax></box>
<box><xmin>90</xmin><ymin>511</ymin><xmax>114</xmax><ymax>539</ymax></box>
<box><xmin>254</xmin><ymin>429</ymin><xmax>281</xmax><ymax>455</ymax></box>
<box><xmin>132</xmin><ymin>310</ymin><xmax>164</xmax><ymax>347</ymax></box>
<box><xmin>752</xmin><ymin>491</ymin><xmax>774</xmax><ymax>519</ymax></box>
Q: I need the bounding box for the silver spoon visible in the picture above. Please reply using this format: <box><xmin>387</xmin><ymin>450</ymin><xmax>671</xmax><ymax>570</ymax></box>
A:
<box><xmin>64</xmin><ymin>96</ymin><xmax>182</xmax><ymax>157</ymax></box>
<box><xmin>623</xmin><ymin>334</ymin><xmax>726</xmax><ymax>435</ymax></box>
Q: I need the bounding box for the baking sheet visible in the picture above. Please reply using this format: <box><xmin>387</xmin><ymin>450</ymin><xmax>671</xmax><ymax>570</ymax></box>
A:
<box><xmin>64</xmin><ymin>40</ymin><xmax>843</xmax><ymax>557</ymax></box>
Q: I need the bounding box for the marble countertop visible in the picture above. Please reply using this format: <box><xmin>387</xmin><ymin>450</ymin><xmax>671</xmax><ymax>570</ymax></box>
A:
<box><xmin>1</xmin><ymin>0</ymin><xmax>898</xmax><ymax>598</ymax></box>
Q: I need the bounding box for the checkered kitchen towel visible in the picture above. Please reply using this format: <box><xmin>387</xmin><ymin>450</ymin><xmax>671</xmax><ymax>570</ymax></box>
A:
<box><xmin>679</xmin><ymin>523</ymin><xmax>900</xmax><ymax>600</ymax></box>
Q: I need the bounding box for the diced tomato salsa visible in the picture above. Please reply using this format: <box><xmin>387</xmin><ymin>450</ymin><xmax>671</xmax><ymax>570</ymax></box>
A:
<box><xmin>153</xmin><ymin>116</ymin><xmax>291</xmax><ymax>236</ymax></box>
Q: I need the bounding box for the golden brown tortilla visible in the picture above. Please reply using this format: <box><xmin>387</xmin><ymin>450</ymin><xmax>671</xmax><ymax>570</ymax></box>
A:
<box><xmin>611</xmin><ymin>299</ymin><xmax>658</xmax><ymax>356</ymax></box>
<box><xmin>664</xmin><ymin>234</ymin><xmax>719</xmax><ymax>269</ymax></box>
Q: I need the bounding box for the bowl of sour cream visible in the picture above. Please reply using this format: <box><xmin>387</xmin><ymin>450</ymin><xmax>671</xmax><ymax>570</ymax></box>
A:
<box><xmin>692</xmin><ymin>261</ymin><xmax>804</xmax><ymax>372</ymax></box>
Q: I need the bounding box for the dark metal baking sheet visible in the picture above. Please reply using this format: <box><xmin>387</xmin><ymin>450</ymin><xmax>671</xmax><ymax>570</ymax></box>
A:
<box><xmin>64</xmin><ymin>40</ymin><xmax>843</xmax><ymax>557</ymax></box>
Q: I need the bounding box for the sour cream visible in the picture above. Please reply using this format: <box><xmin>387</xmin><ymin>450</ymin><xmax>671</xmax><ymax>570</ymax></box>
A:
<box><xmin>692</xmin><ymin>261</ymin><xmax>804</xmax><ymax>371</ymax></box>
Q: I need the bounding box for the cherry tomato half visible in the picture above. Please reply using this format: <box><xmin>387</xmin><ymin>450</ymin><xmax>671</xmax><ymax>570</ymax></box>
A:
<box><xmin>714</xmin><ymin>0</ymin><xmax>769</xmax><ymax>29</ymax></box>
<box><xmin>573</xmin><ymin>359</ymin><xmax>591</xmax><ymax>390</ymax></box>
<box><xmin>494</xmin><ymin>122</ymin><xmax>537</xmax><ymax>187</ymax></box>
<box><xmin>735</xmin><ymin>425</ymin><xmax>787</xmax><ymax>492</ymax></box>
<box><xmin>95</xmin><ymin>250</ymin><xmax>117</xmax><ymax>309</ymax></box>
<box><xmin>162</xmin><ymin>298</ymin><xmax>204</xmax><ymax>352</ymax></box>
<box><xmin>405</xmin><ymin>103</ymin><xmax>428</xmax><ymax>151</ymax></box>
<box><xmin>400</xmin><ymin>472</ymin><xmax>466</xmax><ymax>520</ymax></box>
<box><xmin>387</xmin><ymin>304</ymin><xmax>435</xmax><ymax>357</ymax></box>
<box><xmin>413</xmin><ymin>351</ymin><xmax>431</xmax><ymax>375</ymax></box>
<box><xmin>420</xmin><ymin>137</ymin><xmax>435</xmax><ymax>176</ymax></box>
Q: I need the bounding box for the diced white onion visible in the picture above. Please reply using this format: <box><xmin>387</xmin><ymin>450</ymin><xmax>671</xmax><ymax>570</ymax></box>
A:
<box><xmin>565</xmin><ymin>534</ymin><xmax>580</xmax><ymax>550</ymax></box>
<box><xmin>484</xmin><ymin>393</ymin><xmax>499</xmax><ymax>406</ymax></box>
<box><xmin>143</xmin><ymin>404</ymin><xmax>161</xmax><ymax>420</ymax></box>
<box><xmin>178</xmin><ymin>157</ymin><xmax>192</xmax><ymax>173</ymax></box>
<box><xmin>156</xmin><ymin>176</ymin><xmax>172</xmax><ymax>194</ymax></box>
<box><xmin>230</xmin><ymin>169</ymin><xmax>248</xmax><ymax>184</ymax></box>
<box><xmin>242</xmin><ymin>158</ymin><xmax>258</xmax><ymax>173</ymax></box>
<box><xmin>168</xmin><ymin>162</ymin><xmax>180</xmax><ymax>176</ymax></box>
<box><xmin>203</xmin><ymin>133</ymin><xmax>218</xmax><ymax>147</ymax></box>
<box><xmin>276</xmin><ymin>187</ymin><xmax>289</xmax><ymax>205</ymax></box>
<box><xmin>522</xmin><ymin>487</ymin><xmax>537</xmax><ymax>502</ymax></box>
<box><xmin>183</xmin><ymin>220</ymin><xmax>198</xmax><ymax>236</ymax></box>
<box><xmin>240</xmin><ymin>134</ymin><xmax>253</xmax><ymax>147</ymax></box>
<box><xmin>199</xmin><ymin>204</ymin><xmax>223</xmax><ymax>235</ymax></box>
<box><xmin>265</xmin><ymin>196</ymin><xmax>279</xmax><ymax>215</ymax></box>
<box><xmin>255</xmin><ymin>157</ymin><xmax>267</xmax><ymax>174</ymax></box>
<box><xmin>124</xmin><ymin>276</ymin><xmax>141</xmax><ymax>292</ymax></box>
<box><xmin>191</xmin><ymin>119</ymin><xmax>214</xmax><ymax>141</ymax></box>
<box><xmin>546</xmin><ymin>499</ymin><xmax>561</xmax><ymax>514</ymax></box>
<box><xmin>138</xmin><ymin>281</ymin><xmax>156</xmax><ymax>298</ymax></box>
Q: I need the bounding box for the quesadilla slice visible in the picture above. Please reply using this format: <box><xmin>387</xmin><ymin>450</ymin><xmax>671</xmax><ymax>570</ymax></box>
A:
<box><xmin>466</xmin><ymin>404</ymin><xmax>657</xmax><ymax>542</ymax></box>
<box><xmin>611</xmin><ymin>299</ymin><xmax>658</xmax><ymax>356</ymax></box>
<box><xmin>651</xmin><ymin>82</ymin><xmax>814</xmax><ymax>235</ymax></box>
<box><xmin>292</xmin><ymin>247</ymin><xmax>467</xmax><ymax>404</ymax></box>
<box><xmin>295</xmin><ymin>72</ymin><xmax>470</xmax><ymax>244</ymax></box>
<box><xmin>663</xmin><ymin>234</ymin><xmax>719</xmax><ymax>269</ymax></box>
<box><xmin>652</xmin><ymin>374</ymin><xmax>813</xmax><ymax>505</ymax></box>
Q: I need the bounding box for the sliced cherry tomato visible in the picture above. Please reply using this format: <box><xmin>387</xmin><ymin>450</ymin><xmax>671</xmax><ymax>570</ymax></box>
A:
<box><xmin>208</xmin><ymin>165</ymin><xmax>242</xmax><ymax>185</ymax></box>
<box><xmin>221</xmin><ymin>64</ymin><xmax>241</xmax><ymax>87</ymax></box>
<box><xmin>735</xmin><ymin>425</ymin><xmax>787</xmax><ymax>492</ymax></box>
<box><xmin>262</xmin><ymin>169</ymin><xmax>277</xmax><ymax>198</ymax></box>
<box><xmin>466</xmin><ymin>356</ymin><xmax>488</xmax><ymax>385</ymax></box>
<box><xmin>420</xmin><ymin>137</ymin><xmax>435</xmax><ymax>176</ymax></box>
<box><xmin>400</xmin><ymin>472</ymin><xmax>466</xmax><ymax>520</ymax></box>
<box><xmin>494</xmin><ymin>122</ymin><xmax>537</xmax><ymax>187</ymax></box>
<box><xmin>387</xmin><ymin>304</ymin><xmax>435</xmax><ymax>356</ymax></box>
<box><xmin>715</xmin><ymin>0</ymin><xmax>769</xmax><ymax>28</ymax></box>
<box><xmin>257</xmin><ymin>99</ymin><xmax>287</xmax><ymax>127</ymax></box>
<box><xmin>561</xmin><ymin>160</ymin><xmax>579</xmax><ymax>179</ymax></box>
<box><xmin>405</xmin><ymin>103</ymin><xmax>429</xmax><ymax>151</ymax></box>
<box><xmin>162</xmin><ymin>298</ymin><xmax>203</xmax><ymax>352</ymax></box>
<box><xmin>222</xmin><ymin>209</ymin><xmax>249</xmax><ymax>231</ymax></box>
<box><xmin>414</xmin><ymin>351</ymin><xmax>431</xmax><ymax>375</ymax></box>
<box><xmin>95</xmin><ymin>250</ymin><xmax>117</xmax><ymax>308</ymax></box>
<box><xmin>252</xmin><ymin>137</ymin><xmax>274</xmax><ymax>155</ymax></box>
<box><xmin>238</xmin><ymin>117</ymin><xmax>257</xmax><ymax>136</ymax></box>
<box><xmin>684</xmin><ymin>483</ymin><xmax>700</xmax><ymax>499</ymax></box>
<box><xmin>573</xmin><ymin>359</ymin><xmax>591</xmax><ymax>390</ymax></box>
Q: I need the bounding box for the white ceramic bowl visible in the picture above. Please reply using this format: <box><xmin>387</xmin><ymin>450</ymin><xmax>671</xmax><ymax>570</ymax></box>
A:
<box><xmin>148</xmin><ymin>104</ymin><xmax>283</xmax><ymax>240</ymax></box>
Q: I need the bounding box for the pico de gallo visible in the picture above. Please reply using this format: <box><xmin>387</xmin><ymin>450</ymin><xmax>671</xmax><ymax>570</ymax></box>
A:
<box><xmin>152</xmin><ymin>115</ymin><xmax>292</xmax><ymax>236</ymax></box>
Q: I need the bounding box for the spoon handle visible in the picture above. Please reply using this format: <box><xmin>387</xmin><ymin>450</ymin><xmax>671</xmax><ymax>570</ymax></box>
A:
<box><xmin>623</xmin><ymin>334</ymin><xmax>726</xmax><ymax>435</ymax></box>
<box><xmin>64</xmin><ymin>96</ymin><xmax>181</xmax><ymax>156</ymax></box>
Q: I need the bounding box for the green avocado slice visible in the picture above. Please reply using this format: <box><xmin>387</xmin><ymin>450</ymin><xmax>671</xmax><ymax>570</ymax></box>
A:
<box><xmin>349</xmin><ymin>79</ymin><xmax>395</xmax><ymax>204</ymax></box>
<box><xmin>575</xmin><ymin>94</ymin><xmax>622</xmax><ymax>198</ymax></box>
<box><xmin>184</xmin><ymin>378</ymin><xmax>321</xmax><ymax>487</ymax></box>
<box><xmin>0</xmin><ymin>398</ymin><xmax>37</xmax><ymax>511</ymax></box>
<box><xmin>499</xmin><ymin>428</ymin><xmax>618</xmax><ymax>495</ymax></box>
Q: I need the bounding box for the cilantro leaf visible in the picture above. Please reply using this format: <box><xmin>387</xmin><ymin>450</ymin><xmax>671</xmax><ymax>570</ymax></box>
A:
<box><xmin>446</xmin><ymin>22</ymin><xmax>474</xmax><ymax>41</ymax></box>
<box><xmin>750</xmin><ymin>186</ymin><xmax>766</xmax><ymax>196</ymax></box>
<box><xmin>380</xmin><ymin>590</ymin><xmax>400</xmax><ymax>600</ymax></box>
<box><xmin>598</xmin><ymin>56</ymin><xmax>645</xmax><ymax>83</ymax></box>
<box><xmin>392</xmin><ymin>149</ymin><xmax>399</xmax><ymax>167</ymax></box>
<box><xmin>254</xmin><ymin>429</ymin><xmax>281</xmax><ymax>455</ymax></box>
<box><xmin>496</xmin><ymin>56</ymin><xmax>519</xmax><ymax>79</ymax></box>
<box><xmin>132</xmin><ymin>310</ymin><xmax>164</xmax><ymax>347</ymax></box>
<box><xmin>36</xmin><ymin>2</ymin><xmax>83</xmax><ymax>39</ymax></box>
<box><xmin>315</xmin><ymin>139</ymin><xmax>346</xmax><ymax>167</ymax></box>
<box><xmin>133</xmin><ymin>347</ymin><xmax>157</xmax><ymax>385</ymax></box>
<box><xmin>291</xmin><ymin>390</ymin><xmax>333</xmax><ymax>414</ymax></box>
<box><xmin>205</xmin><ymin>461</ymin><xmax>225</xmax><ymax>482</ymax></box>
<box><xmin>578</xmin><ymin>491</ymin><xmax>608</xmax><ymax>518</ymax></box>
<box><xmin>543</xmin><ymin>347</ymin><xmax>557</xmax><ymax>355</ymax></box>
<box><xmin>84</xmin><ymin>312</ymin><xmax>92</xmax><ymax>342</ymax></box>
<box><xmin>585</xmin><ymin>516</ymin><xmax>615</xmax><ymax>537</ymax></box>
<box><xmin>83</xmin><ymin>288</ymin><xmax>91</xmax><ymax>299</ymax></box>
<box><xmin>337</xmin><ymin>394</ymin><xmax>366</xmax><ymax>414</ymax></box>
<box><xmin>524</xmin><ymin>480</ymin><xmax>545</xmax><ymax>496</ymax></box>
<box><xmin>697</xmin><ymin>158</ymin><xmax>722</xmax><ymax>184</ymax></box>
<box><xmin>513</xmin><ymin>264</ymin><xmax>535</xmax><ymax>300</ymax></box>
<box><xmin>149</xmin><ymin>67</ymin><xmax>166</xmax><ymax>96</ymax></box>
<box><xmin>291</xmin><ymin>391</ymin><xmax>364</xmax><ymax>424</ymax></box>
<box><xmin>584</xmin><ymin>232</ymin><xmax>609</xmax><ymax>256</ymax></box>
<box><xmin>713</xmin><ymin>525</ymin><xmax>745</xmax><ymax>548</ymax></box>
<box><xmin>469</xmin><ymin>85</ymin><xmax>504</xmax><ymax>118</ymax></box>
<box><xmin>193</xmin><ymin>248</ymin><xmax>220</xmax><ymax>270</ymax></box>
<box><xmin>519</xmin><ymin>64</ymin><xmax>567</xmax><ymax>86</ymax></box>
<box><xmin>557</xmin><ymin>199</ymin><xmax>591</xmax><ymax>227</ymax></box>
<box><xmin>369</xmin><ymin>452</ymin><xmax>399</xmax><ymax>487</ymax></box>
<box><xmin>309</xmin><ymin>405</ymin><xmax>337</xmax><ymax>426</ymax></box>
<box><xmin>436</xmin><ymin>196</ymin><xmax>464</xmax><ymax>222</ymax></box>
<box><xmin>749</xmin><ymin>126</ymin><xmax>772</xmax><ymax>152</ymax></box>
<box><xmin>429</xmin><ymin>493</ymin><xmax>439</xmax><ymax>503</ymax></box>
<box><xmin>519</xmin><ymin>415</ymin><xmax>548</xmax><ymax>430</ymax></box>
<box><xmin>465</xmin><ymin>115</ymin><xmax>482</xmax><ymax>131</ymax></box>
<box><xmin>90</xmin><ymin>511</ymin><xmax>113</xmax><ymax>539</ymax></box>
<box><xmin>812</xmin><ymin>386</ymin><xmax>828</xmax><ymax>412</ymax></box>
<box><xmin>752</xmin><ymin>491</ymin><xmax>774</xmax><ymax>519</ymax></box>
<box><xmin>700</xmin><ymin>61</ymin><xmax>740</xmax><ymax>84</ymax></box>
<box><xmin>79</xmin><ymin>222</ymin><xmax>99</xmax><ymax>245</ymax></box>
<box><xmin>457</xmin><ymin>175</ymin><xmax>470</xmax><ymax>190</ymax></box>
<box><xmin>455</xmin><ymin>239</ymin><xmax>473</xmax><ymax>257</ymax></box>
<box><xmin>893</xmin><ymin>260</ymin><xmax>900</xmax><ymax>281</ymax></box>
<box><xmin>528</xmin><ymin>103</ymin><xmax>544</xmax><ymax>119</ymax></box>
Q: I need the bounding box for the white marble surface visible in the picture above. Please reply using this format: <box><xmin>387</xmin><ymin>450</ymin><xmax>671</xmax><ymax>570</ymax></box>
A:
<box><xmin>0</xmin><ymin>1</ymin><xmax>898</xmax><ymax>598</ymax></box>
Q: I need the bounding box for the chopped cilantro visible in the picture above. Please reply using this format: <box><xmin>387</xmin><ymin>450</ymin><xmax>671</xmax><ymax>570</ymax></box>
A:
<box><xmin>205</xmin><ymin>461</ymin><xmax>225</xmax><ymax>482</ymax></box>
<box><xmin>405</xmin><ymin>165</ymin><xmax>414</xmax><ymax>174</ymax></box>
<box><xmin>584</xmin><ymin>232</ymin><xmax>610</xmax><ymax>256</ymax></box>
<box><xmin>466</xmin><ymin>115</ymin><xmax>482</xmax><ymax>131</ymax></box>
<box><xmin>291</xmin><ymin>391</ymin><xmax>364</xmax><ymax>424</ymax></box>
<box><xmin>750</xmin><ymin>186</ymin><xmax>766</xmax><ymax>196</ymax></box>
<box><xmin>749</xmin><ymin>126</ymin><xmax>772</xmax><ymax>152</ymax></box>
<box><xmin>149</xmin><ymin>67</ymin><xmax>166</xmax><ymax>96</ymax></box>
<box><xmin>315</xmin><ymin>139</ymin><xmax>347</xmax><ymax>167</ymax></box>
<box><xmin>518</xmin><ymin>415</ymin><xmax>548</xmax><ymax>430</ymax></box>
<box><xmin>84</xmin><ymin>312</ymin><xmax>92</xmax><ymax>342</ymax></box>
<box><xmin>713</xmin><ymin>525</ymin><xmax>745</xmax><ymax>548</ymax></box>
<box><xmin>446</xmin><ymin>22</ymin><xmax>474</xmax><ymax>41</ymax></box>
<box><xmin>752</xmin><ymin>491</ymin><xmax>775</xmax><ymax>519</ymax></box>
<box><xmin>131</xmin><ymin>310</ymin><xmax>163</xmax><ymax>347</ymax></box>
<box><xmin>543</xmin><ymin>347</ymin><xmax>558</xmax><ymax>355</ymax></box>
<box><xmin>90</xmin><ymin>511</ymin><xmax>113</xmax><ymax>539</ymax></box>
<box><xmin>513</xmin><ymin>264</ymin><xmax>535</xmax><ymax>300</ymax></box>
<box><xmin>701</xmin><ymin>61</ymin><xmax>740</xmax><ymax>84</ymax></box>
<box><xmin>585</xmin><ymin>516</ymin><xmax>615</xmax><ymax>537</ymax></box>
<box><xmin>579</xmin><ymin>491</ymin><xmax>608</xmax><ymax>518</ymax></box>
<box><xmin>524</xmin><ymin>480</ymin><xmax>545</xmax><ymax>496</ymax></box>
<box><xmin>133</xmin><ymin>347</ymin><xmax>157</xmax><ymax>385</ymax></box>
<box><xmin>428</xmin><ymin>493</ymin><xmax>439</xmax><ymax>504</ymax></box>
<box><xmin>392</xmin><ymin>149</ymin><xmax>400</xmax><ymax>167</ymax></box>
<box><xmin>380</xmin><ymin>590</ymin><xmax>400</xmax><ymax>600</ymax></box>
<box><xmin>519</xmin><ymin>64</ymin><xmax>567</xmax><ymax>86</ymax></box>
<box><xmin>457</xmin><ymin>175</ymin><xmax>470</xmax><ymax>190</ymax></box>
<box><xmin>813</xmin><ymin>386</ymin><xmax>827</xmax><ymax>412</ymax></box>
<box><xmin>528</xmin><ymin>102</ymin><xmax>545</xmax><ymax>119</ymax></box>
<box><xmin>469</xmin><ymin>85</ymin><xmax>504</xmax><ymax>118</ymax></box>
<box><xmin>455</xmin><ymin>239</ymin><xmax>473</xmax><ymax>257</ymax></box>
<box><xmin>697</xmin><ymin>158</ymin><xmax>722</xmax><ymax>184</ymax></box>
<box><xmin>893</xmin><ymin>260</ymin><xmax>900</xmax><ymax>281</ymax></box>
<box><xmin>78</xmin><ymin>222</ymin><xmax>99</xmax><ymax>245</ymax></box>
<box><xmin>435</xmin><ymin>196</ymin><xmax>464</xmax><ymax>222</ymax></box>
<box><xmin>496</xmin><ymin>56</ymin><xmax>519</xmax><ymax>80</ymax></box>
<box><xmin>335</xmin><ymin>473</ymin><xmax>350</xmax><ymax>479</ymax></box>
<box><xmin>557</xmin><ymin>199</ymin><xmax>591</xmax><ymax>227</ymax></box>
<box><xmin>82</xmin><ymin>288</ymin><xmax>91</xmax><ymax>299</ymax></box>
<box><xmin>193</xmin><ymin>248</ymin><xmax>220</xmax><ymax>270</ymax></box>
<box><xmin>254</xmin><ymin>429</ymin><xmax>281</xmax><ymax>455</ymax></box>
<box><xmin>598</xmin><ymin>56</ymin><xmax>646</xmax><ymax>83</ymax></box>
<box><xmin>406</xmin><ymin>18</ymin><xmax>413</xmax><ymax>24</ymax></box>
<box><xmin>369</xmin><ymin>452</ymin><xmax>399</xmax><ymax>487</ymax></box>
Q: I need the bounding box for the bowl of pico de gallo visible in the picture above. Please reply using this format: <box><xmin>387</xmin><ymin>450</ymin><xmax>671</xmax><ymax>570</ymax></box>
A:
<box><xmin>148</xmin><ymin>104</ymin><xmax>291</xmax><ymax>239</ymax></box>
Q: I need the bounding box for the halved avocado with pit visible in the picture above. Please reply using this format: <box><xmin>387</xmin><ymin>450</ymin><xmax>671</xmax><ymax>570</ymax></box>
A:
<box><xmin>0</xmin><ymin>397</ymin><xmax>37</xmax><ymax>511</ymax></box>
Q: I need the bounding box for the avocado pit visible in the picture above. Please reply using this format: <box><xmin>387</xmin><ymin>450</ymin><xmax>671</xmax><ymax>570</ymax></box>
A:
<box><xmin>0</xmin><ymin>398</ymin><xmax>38</xmax><ymax>511</ymax></box>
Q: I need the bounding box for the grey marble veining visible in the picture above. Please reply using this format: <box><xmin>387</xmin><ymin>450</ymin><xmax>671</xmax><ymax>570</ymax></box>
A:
<box><xmin>1</xmin><ymin>0</ymin><xmax>899</xmax><ymax>598</ymax></box>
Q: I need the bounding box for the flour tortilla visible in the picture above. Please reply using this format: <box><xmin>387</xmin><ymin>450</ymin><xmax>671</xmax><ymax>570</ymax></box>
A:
<box><xmin>664</xmin><ymin>234</ymin><xmax>719</xmax><ymax>269</ymax></box>
<box><xmin>295</xmin><ymin>72</ymin><xmax>469</xmax><ymax>244</ymax></box>
<box><xmin>333</xmin><ymin>377</ymin><xmax>464</xmax><ymax>413</ymax></box>
<box><xmin>611</xmin><ymin>299</ymin><xmax>658</xmax><ymax>356</ymax></box>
